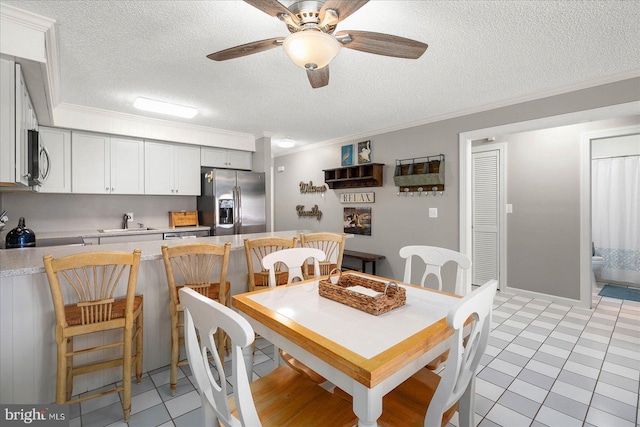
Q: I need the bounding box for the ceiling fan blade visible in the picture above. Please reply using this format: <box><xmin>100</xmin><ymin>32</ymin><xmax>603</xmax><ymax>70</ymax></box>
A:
<box><xmin>207</xmin><ymin>37</ymin><xmax>282</xmax><ymax>61</ymax></box>
<box><xmin>244</xmin><ymin>0</ymin><xmax>297</xmax><ymax>21</ymax></box>
<box><xmin>320</xmin><ymin>0</ymin><xmax>369</xmax><ymax>23</ymax></box>
<box><xmin>336</xmin><ymin>30</ymin><xmax>428</xmax><ymax>59</ymax></box>
<box><xmin>307</xmin><ymin>67</ymin><xmax>329</xmax><ymax>89</ymax></box>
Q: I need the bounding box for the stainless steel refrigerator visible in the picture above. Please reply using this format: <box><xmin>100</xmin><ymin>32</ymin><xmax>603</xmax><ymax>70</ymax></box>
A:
<box><xmin>197</xmin><ymin>169</ymin><xmax>266</xmax><ymax>236</ymax></box>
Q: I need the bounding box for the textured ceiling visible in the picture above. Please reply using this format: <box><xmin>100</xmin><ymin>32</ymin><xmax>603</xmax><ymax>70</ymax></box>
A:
<box><xmin>4</xmin><ymin>0</ymin><xmax>640</xmax><ymax>155</ymax></box>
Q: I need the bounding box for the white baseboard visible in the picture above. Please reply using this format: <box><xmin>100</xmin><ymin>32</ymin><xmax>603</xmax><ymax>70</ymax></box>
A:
<box><xmin>503</xmin><ymin>286</ymin><xmax>588</xmax><ymax>309</ymax></box>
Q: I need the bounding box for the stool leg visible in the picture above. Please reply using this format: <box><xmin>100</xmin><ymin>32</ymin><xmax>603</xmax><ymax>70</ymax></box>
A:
<box><xmin>136</xmin><ymin>309</ymin><xmax>143</xmax><ymax>383</ymax></box>
<box><xmin>55</xmin><ymin>332</ymin><xmax>67</xmax><ymax>404</ymax></box>
<box><xmin>170</xmin><ymin>313</ymin><xmax>179</xmax><ymax>396</ymax></box>
<box><xmin>122</xmin><ymin>326</ymin><xmax>133</xmax><ymax>421</ymax></box>
<box><xmin>66</xmin><ymin>337</ymin><xmax>74</xmax><ymax>401</ymax></box>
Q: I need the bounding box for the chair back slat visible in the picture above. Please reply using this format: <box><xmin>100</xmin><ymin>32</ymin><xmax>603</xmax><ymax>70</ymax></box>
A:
<box><xmin>262</xmin><ymin>248</ymin><xmax>325</xmax><ymax>287</ymax></box>
<box><xmin>44</xmin><ymin>251</ymin><xmax>141</xmax><ymax>328</ymax></box>
<box><xmin>399</xmin><ymin>245</ymin><xmax>472</xmax><ymax>295</ymax></box>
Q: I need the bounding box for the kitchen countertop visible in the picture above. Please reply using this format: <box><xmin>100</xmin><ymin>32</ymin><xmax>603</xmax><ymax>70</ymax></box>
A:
<box><xmin>35</xmin><ymin>225</ymin><xmax>211</xmax><ymax>240</ymax></box>
<box><xmin>0</xmin><ymin>230</ymin><xmax>309</xmax><ymax>278</ymax></box>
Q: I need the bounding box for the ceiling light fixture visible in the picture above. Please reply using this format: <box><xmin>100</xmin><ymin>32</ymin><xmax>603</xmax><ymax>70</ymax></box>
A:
<box><xmin>278</xmin><ymin>137</ymin><xmax>295</xmax><ymax>148</ymax></box>
<box><xmin>282</xmin><ymin>30</ymin><xmax>340</xmax><ymax>70</ymax></box>
<box><xmin>133</xmin><ymin>97</ymin><xmax>198</xmax><ymax>118</ymax></box>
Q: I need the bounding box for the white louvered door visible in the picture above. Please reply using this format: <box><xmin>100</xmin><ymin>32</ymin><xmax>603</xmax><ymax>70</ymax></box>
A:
<box><xmin>472</xmin><ymin>148</ymin><xmax>502</xmax><ymax>286</ymax></box>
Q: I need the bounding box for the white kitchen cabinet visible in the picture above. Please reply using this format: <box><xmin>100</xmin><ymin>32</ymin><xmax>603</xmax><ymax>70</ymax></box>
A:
<box><xmin>37</xmin><ymin>127</ymin><xmax>71</xmax><ymax>193</ymax></box>
<box><xmin>72</xmin><ymin>131</ymin><xmax>144</xmax><ymax>194</ymax></box>
<box><xmin>0</xmin><ymin>60</ymin><xmax>37</xmax><ymax>187</ymax></box>
<box><xmin>145</xmin><ymin>141</ymin><xmax>200</xmax><ymax>195</ymax></box>
<box><xmin>201</xmin><ymin>147</ymin><xmax>252</xmax><ymax>170</ymax></box>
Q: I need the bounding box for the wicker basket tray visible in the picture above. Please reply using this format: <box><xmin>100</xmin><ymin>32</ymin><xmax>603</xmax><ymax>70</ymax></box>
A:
<box><xmin>318</xmin><ymin>270</ymin><xmax>406</xmax><ymax>316</ymax></box>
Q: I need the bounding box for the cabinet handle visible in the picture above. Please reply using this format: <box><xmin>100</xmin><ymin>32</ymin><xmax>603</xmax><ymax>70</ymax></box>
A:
<box><xmin>111</xmin><ymin>188</ymin><xmax>115</xmax><ymax>191</ymax></box>
<box><xmin>106</xmin><ymin>187</ymin><xmax>109</xmax><ymax>191</ymax></box>
<box><xmin>176</xmin><ymin>189</ymin><xmax>179</xmax><ymax>193</ymax></box>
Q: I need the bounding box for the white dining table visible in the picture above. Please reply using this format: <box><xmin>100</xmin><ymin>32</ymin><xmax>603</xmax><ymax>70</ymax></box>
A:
<box><xmin>232</xmin><ymin>272</ymin><xmax>461</xmax><ymax>427</ymax></box>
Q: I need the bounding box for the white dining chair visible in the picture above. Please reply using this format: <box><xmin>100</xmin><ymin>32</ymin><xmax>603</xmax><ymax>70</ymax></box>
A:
<box><xmin>261</xmin><ymin>247</ymin><xmax>326</xmax><ymax>379</ymax></box>
<box><xmin>261</xmin><ymin>247</ymin><xmax>325</xmax><ymax>286</ymax></box>
<box><xmin>399</xmin><ymin>245</ymin><xmax>472</xmax><ymax>296</ymax></box>
<box><xmin>375</xmin><ymin>279</ymin><xmax>497</xmax><ymax>427</ymax></box>
<box><xmin>178</xmin><ymin>287</ymin><xmax>357</xmax><ymax>427</ymax></box>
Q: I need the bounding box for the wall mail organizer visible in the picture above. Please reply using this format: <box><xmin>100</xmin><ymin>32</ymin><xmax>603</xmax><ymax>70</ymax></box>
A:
<box><xmin>324</xmin><ymin>163</ymin><xmax>384</xmax><ymax>189</ymax></box>
<box><xmin>393</xmin><ymin>154</ymin><xmax>444</xmax><ymax>196</ymax></box>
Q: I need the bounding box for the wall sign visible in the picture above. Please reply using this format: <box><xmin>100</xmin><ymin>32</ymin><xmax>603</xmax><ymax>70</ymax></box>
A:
<box><xmin>296</xmin><ymin>205</ymin><xmax>322</xmax><ymax>220</ymax></box>
<box><xmin>299</xmin><ymin>181</ymin><xmax>327</xmax><ymax>194</ymax></box>
<box><xmin>340</xmin><ymin>192</ymin><xmax>375</xmax><ymax>203</ymax></box>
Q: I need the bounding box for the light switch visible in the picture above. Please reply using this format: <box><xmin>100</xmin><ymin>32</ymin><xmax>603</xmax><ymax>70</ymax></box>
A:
<box><xmin>429</xmin><ymin>208</ymin><xmax>438</xmax><ymax>218</ymax></box>
<box><xmin>506</xmin><ymin>204</ymin><xmax>513</xmax><ymax>213</ymax></box>
<box><xmin>277</xmin><ymin>166</ymin><xmax>285</xmax><ymax>172</ymax></box>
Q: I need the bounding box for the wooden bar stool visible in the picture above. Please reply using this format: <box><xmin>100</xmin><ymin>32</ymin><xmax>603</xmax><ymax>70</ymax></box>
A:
<box><xmin>43</xmin><ymin>249</ymin><xmax>143</xmax><ymax>421</ymax></box>
<box><xmin>161</xmin><ymin>242</ymin><xmax>231</xmax><ymax>396</ymax></box>
<box><xmin>243</xmin><ymin>236</ymin><xmax>298</xmax><ymax>292</ymax></box>
<box><xmin>300</xmin><ymin>232</ymin><xmax>346</xmax><ymax>276</ymax></box>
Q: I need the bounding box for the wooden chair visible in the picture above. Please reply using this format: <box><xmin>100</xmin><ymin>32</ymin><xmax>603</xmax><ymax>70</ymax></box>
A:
<box><xmin>335</xmin><ymin>280</ymin><xmax>497</xmax><ymax>427</ymax></box>
<box><xmin>179</xmin><ymin>287</ymin><xmax>357</xmax><ymax>427</ymax></box>
<box><xmin>262</xmin><ymin>247</ymin><xmax>326</xmax><ymax>381</ymax></box>
<box><xmin>399</xmin><ymin>245</ymin><xmax>472</xmax><ymax>296</ymax></box>
<box><xmin>43</xmin><ymin>250</ymin><xmax>143</xmax><ymax>421</ymax></box>
<box><xmin>161</xmin><ymin>242</ymin><xmax>230</xmax><ymax>396</ymax></box>
<box><xmin>300</xmin><ymin>232</ymin><xmax>346</xmax><ymax>276</ymax></box>
<box><xmin>400</xmin><ymin>245</ymin><xmax>473</xmax><ymax>370</ymax></box>
<box><xmin>243</xmin><ymin>236</ymin><xmax>298</xmax><ymax>292</ymax></box>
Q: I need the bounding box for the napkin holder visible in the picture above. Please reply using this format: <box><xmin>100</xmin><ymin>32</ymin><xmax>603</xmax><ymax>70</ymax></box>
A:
<box><xmin>318</xmin><ymin>269</ymin><xmax>406</xmax><ymax>316</ymax></box>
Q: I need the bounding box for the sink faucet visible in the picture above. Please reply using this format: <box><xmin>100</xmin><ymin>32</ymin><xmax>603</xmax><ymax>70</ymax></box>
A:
<box><xmin>122</xmin><ymin>213</ymin><xmax>131</xmax><ymax>229</ymax></box>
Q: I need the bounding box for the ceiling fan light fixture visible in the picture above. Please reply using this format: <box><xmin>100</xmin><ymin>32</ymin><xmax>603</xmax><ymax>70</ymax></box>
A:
<box><xmin>134</xmin><ymin>97</ymin><xmax>198</xmax><ymax>118</ymax></box>
<box><xmin>282</xmin><ymin>30</ymin><xmax>340</xmax><ymax>70</ymax></box>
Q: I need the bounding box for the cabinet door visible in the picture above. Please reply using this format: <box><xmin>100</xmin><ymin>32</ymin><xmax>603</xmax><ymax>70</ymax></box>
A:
<box><xmin>227</xmin><ymin>150</ymin><xmax>252</xmax><ymax>170</ymax></box>
<box><xmin>15</xmin><ymin>66</ymin><xmax>29</xmax><ymax>186</ymax></box>
<box><xmin>175</xmin><ymin>145</ymin><xmax>201</xmax><ymax>195</ymax></box>
<box><xmin>144</xmin><ymin>141</ymin><xmax>174</xmax><ymax>195</ymax></box>
<box><xmin>38</xmin><ymin>127</ymin><xmax>71</xmax><ymax>193</ymax></box>
<box><xmin>110</xmin><ymin>137</ymin><xmax>144</xmax><ymax>194</ymax></box>
<box><xmin>200</xmin><ymin>147</ymin><xmax>229</xmax><ymax>168</ymax></box>
<box><xmin>0</xmin><ymin>58</ymin><xmax>15</xmax><ymax>184</ymax></box>
<box><xmin>72</xmin><ymin>132</ymin><xmax>110</xmax><ymax>194</ymax></box>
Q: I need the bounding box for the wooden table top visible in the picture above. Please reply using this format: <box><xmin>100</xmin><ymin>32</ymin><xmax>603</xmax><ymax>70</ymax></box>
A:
<box><xmin>232</xmin><ymin>272</ymin><xmax>460</xmax><ymax>388</ymax></box>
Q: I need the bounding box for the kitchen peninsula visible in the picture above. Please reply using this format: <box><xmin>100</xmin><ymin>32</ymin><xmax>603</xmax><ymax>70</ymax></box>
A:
<box><xmin>0</xmin><ymin>230</ymin><xmax>309</xmax><ymax>405</ymax></box>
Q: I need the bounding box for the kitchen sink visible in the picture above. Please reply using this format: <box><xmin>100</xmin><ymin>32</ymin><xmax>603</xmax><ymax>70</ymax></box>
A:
<box><xmin>98</xmin><ymin>228</ymin><xmax>156</xmax><ymax>233</ymax></box>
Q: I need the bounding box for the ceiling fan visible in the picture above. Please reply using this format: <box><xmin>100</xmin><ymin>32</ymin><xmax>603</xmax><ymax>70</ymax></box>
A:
<box><xmin>207</xmin><ymin>0</ymin><xmax>428</xmax><ymax>88</ymax></box>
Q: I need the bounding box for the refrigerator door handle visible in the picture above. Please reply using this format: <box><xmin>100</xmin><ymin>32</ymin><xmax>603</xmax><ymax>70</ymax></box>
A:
<box><xmin>237</xmin><ymin>185</ymin><xmax>243</xmax><ymax>230</ymax></box>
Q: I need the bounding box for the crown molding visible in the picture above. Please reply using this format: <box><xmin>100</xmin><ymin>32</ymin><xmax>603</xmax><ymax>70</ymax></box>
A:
<box><xmin>276</xmin><ymin>68</ymin><xmax>640</xmax><ymax>157</ymax></box>
<box><xmin>0</xmin><ymin>3</ymin><xmax>55</xmax><ymax>32</ymax></box>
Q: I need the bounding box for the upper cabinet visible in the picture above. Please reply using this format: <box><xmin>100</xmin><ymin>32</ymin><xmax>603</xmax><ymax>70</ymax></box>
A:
<box><xmin>0</xmin><ymin>59</ymin><xmax>38</xmax><ymax>187</ymax></box>
<box><xmin>201</xmin><ymin>147</ymin><xmax>252</xmax><ymax>170</ymax></box>
<box><xmin>145</xmin><ymin>141</ymin><xmax>200</xmax><ymax>195</ymax></box>
<box><xmin>38</xmin><ymin>127</ymin><xmax>71</xmax><ymax>193</ymax></box>
<box><xmin>71</xmin><ymin>131</ymin><xmax>144</xmax><ymax>194</ymax></box>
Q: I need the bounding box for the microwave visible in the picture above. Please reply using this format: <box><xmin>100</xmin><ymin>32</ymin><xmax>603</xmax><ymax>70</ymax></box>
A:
<box><xmin>27</xmin><ymin>129</ymin><xmax>50</xmax><ymax>187</ymax></box>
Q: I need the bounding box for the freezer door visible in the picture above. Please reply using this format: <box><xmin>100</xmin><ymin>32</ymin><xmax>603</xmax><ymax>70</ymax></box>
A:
<box><xmin>237</xmin><ymin>171</ymin><xmax>266</xmax><ymax>234</ymax></box>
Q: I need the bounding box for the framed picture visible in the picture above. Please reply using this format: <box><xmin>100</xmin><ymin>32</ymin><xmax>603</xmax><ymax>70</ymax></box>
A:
<box><xmin>341</xmin><ymin>144</ymin><xmax>353</xmax><ymax>166</ymax></box>
<box><xmin>357</xmin><ymin>140</ymin><xmax>372</xmax><ymax>164</ymax></box>
<box><xmin>343</xmin><ymin>207</ymin><xmax>372</xmax><ymax>236</ymax></box>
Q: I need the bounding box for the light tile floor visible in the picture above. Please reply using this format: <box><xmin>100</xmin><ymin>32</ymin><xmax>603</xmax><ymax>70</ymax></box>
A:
<box><xmin>69</xmin><ymin>286</ymin><xmax>639</xmax><ymax>427</ymax></box>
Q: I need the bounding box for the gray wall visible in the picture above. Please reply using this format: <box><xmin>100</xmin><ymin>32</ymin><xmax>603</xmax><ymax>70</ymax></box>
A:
<box><xmin>273</xmin><ymin>77</ymin><xmax>640</xmax><ymax>296</ymax></box>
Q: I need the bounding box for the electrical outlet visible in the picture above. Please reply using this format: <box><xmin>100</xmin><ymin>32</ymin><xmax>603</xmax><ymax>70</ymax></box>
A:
<box><xmin>126</xmin><ymin>212</ymin><xmax>134</xmax><ymax>221</ymax></box>
<box><xmin>429</xmin><ymin>208</ymin><xmax>438</xmax><ymax>218</ymax></box>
